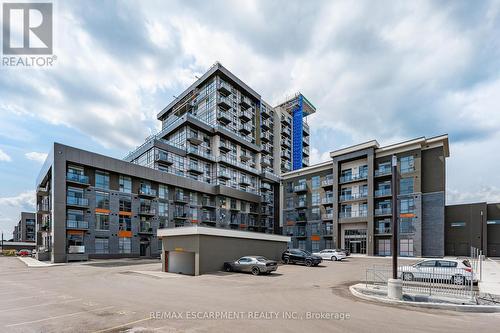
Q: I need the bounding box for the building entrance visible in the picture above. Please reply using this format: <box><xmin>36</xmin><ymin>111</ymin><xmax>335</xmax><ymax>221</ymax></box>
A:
<box><xmin>344</xmin><ymin>229</ymin><xmax>367</xmax><ymax>254</ymax></box>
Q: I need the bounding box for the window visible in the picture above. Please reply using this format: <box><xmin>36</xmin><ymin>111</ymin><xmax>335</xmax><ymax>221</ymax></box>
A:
<box><xmin>96</xmin><ymin>191</ymin><xmax>110</xmax><ymax>209</ymax></box>
<box><xmin>400</xmin><ymin>155</ymin><xmax>415</xmax><ymax>174</ymax></box>
<box><xmin>95</xmin><ymin>170</ymin><xmax>110</xmax><ymax>190</ymax></box>
<box><xmin>298</xmin><ymin>240</ymin><xmax>306</xmax><ymax>251</ymax></box>
<box><xmin>400</xmin><ymin>178</ymin><xmax>414</xmax><ymax>195</ymax></box>
<box><xmin>158</xmin><ymin>202</ymin><xmax>168</xmax><ymax>217</ymax></box>
<box><xmin>311</xmin><ymin>207</ymin><xmax>320</xmax><ymax>220</ymax></box>
<box><xmin>95</xmin><ymin>238</ymin><xmax>109</xmax><ymax>254</ymax></box>
<box><xmin>119</xmin><ymin>197</ymin><xmax>131</xmax><ymax>212</ymax></box>
<box><xmin>311</xmin><ymin>176</ymin><xmax>320</xmax><ymax>189</ymax></box>
<box><xmin>451</xmin><ymin>221</ymin><xmax>466</xmax><ymax>227</ymax></box>
<box><xmin>311</xmin><ymin>192</ymin><xmax>320</xmax><ymax>205</ymax></box>
<box><xmin>312</xmin><ymin>240</ymin><xmax>320</xmax><ymax>252</ymax></box>
<box><xmin>418</xmin><ymin>260</ymin><xmax>436</xmax><ymax>267</ymax></box>
<box><xmin>311</xmin><ymin>223</ymin><xmax>320</xmax><ymax>234</ymax></box>
<box><xmin>119</xmin><ymin>237</ymin><xmax>131</xmax><ymax>254</ymax></box>
<box><xmin>400</xmin><ymin>217</ymin><xmax>415</xmax><ymax>233</ymax></box>
<box><xmin>400</xmin><ymin>239</ymin><xmax>414</xmax><ymax>257</ymax></box>
<box><xmin>119</xmin><ymin>175</ymin><xmax>131</xmax><ymax>193</ymax></box>
<box><xmin>119</xmin><ymin>216</ymin><xmax>131</xmax><ymax>231</ymax></box>
<box><xmin>95</xmin><ymin>213</ymin><xmax>109</xmax><ymax>230</ymax></box>
<box><xmin>377</xmin><ymin>239</ymin><xmax>391</xmax><ymax>256</ymax></box>
<box><xmin>487</xmin><ymin>220</ymin><xmax>500</xmax><ymax>225</ymax></box>
<box><xmin>400</xmin><ymin>198</ymin><xmax>415</xmax><ymax>214</ymax></box>
<box><xmin>159</xmin><ymin>184</ymin><xmax>168</xmax><ymax>199</ymax></box>
<box><xmin>438</xmin><ymin>260</ymin><xmax>457</xmax><ymax>267</ymax></box>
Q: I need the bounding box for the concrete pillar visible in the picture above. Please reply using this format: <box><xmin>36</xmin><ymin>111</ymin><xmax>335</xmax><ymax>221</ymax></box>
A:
<box><xmin>387</xmin><ymin>278</ymin><xmax>402</xmax><ymax>300</ymax></box>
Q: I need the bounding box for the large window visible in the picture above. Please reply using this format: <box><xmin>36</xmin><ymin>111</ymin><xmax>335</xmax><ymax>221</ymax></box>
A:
<box><xmin>400</xmin><ymin>155</ymin><xmax>415</xmax><ymax>174</ymax></box>
<box><xmin>96</xmin><ymin>191</ymin><xmax>110</xmax><ymax>209</ymax></box>
<box><xmin>311</xmin><ymin>192</ymin><xmax>320</xmax><ymax>205</ymax></box>
<box><xmin>119</xmin><ymin>197</ymin><xmax>131</xmax><ymax>212</ymax></box>
<box><xmin>119</xmin><ymin>237</ymin><xmax>131</xmax><ymax>254</ymax></box>
<box><xmin>400</xmin><ymin>239</ymin><xmax>414</xmax><ymax>257</ymax></box>
<box><xmin>119</xmin><ymin>175</ymin><xmax>132</xmax><ymax>193</ymax></box>
<box><xmin>377</xmin><ymin>239</ymin><xmax>391</xmax><ymax>256</ymax></box>
<box><xmin>311</xmin><ymin>176</ymin><xmax>320</xmax><ymax>189</ymax></box>
<box><xmin>311</xmin><ymin>207</ymin><xmax>320</xmax><ymax>220</ymax></box>
<box><xmin>95</xmin><ymin>238</ymin><xmax>109</xmax><ymax>254</ymax></box>
<box><xmin>400</xmin><ymin>177</ymin><xmax>414</xmax><ymax>195</ymax></box>
<box><xmin>159</xmin><ymin>184</ymin><xmax>168</xmax><ymax>199</ymax></box>
<box><xmin>298</xmin><ymin>240</ymin><xmax>306</xmax><ymax>251</ymax></box>
<box><xmin>400</xmin><ymin>198</ymin><xmax>415</xmax><ymax>214</ymax></box>
<box><xmin>95</xmin><ymin>213</ymin><xmax>109</xmax><ymax>230</ymax></box>
<box><xmin>119</xmin><ymin>216</ymin><xmax>131</xmax><ymax>231</ymax></box>
<box><xmin>312</xmin><ymin>240</ymin><xmax>320</xmax><ymax>252</ymax></box>
<box><xmin>158</xmin><ymin>202</ymin><xmax>168</xmax><ymax>217</ymax></box>
<box><xmin>95</xmin><ymin>170</ymin><xmax>110</xmax><ymax>190</ymax></box>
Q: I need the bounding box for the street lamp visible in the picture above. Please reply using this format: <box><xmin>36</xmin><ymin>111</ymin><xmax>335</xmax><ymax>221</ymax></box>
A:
<box><xmin>391</xmin><ymin>155</ymin><xmax>398</xmax><ymax>280</ymax></box>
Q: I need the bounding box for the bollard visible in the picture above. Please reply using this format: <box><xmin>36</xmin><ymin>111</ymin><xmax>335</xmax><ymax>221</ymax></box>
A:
<box><xmin>387</xmin><ymin>278</ymin><xmax>403</xmax><ymax>300</ymax></box>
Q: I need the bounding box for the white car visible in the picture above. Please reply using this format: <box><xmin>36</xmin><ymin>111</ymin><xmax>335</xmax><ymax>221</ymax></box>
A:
<box><xmin>398</xmin><ymin>259</ymin><xmax>477</xmax><ymax>285</ymax></box>
<box><xmin>312</xmin><ymin>249</ymin><xmax>346</xmax><ymax>261</ymax></box>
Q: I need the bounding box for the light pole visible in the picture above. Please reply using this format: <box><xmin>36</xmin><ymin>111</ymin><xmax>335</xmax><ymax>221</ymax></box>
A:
<box><xmin>391</xmin><ymin>155</ymin><xmax>398</xmax><ymax>279</ymax></box>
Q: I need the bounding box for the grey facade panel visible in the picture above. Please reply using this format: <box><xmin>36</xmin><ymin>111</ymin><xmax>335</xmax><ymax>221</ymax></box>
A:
<box><xmin>421</xmin><ymin>192</ymin><xmax>445</xmax><ymax>257</ymax></box>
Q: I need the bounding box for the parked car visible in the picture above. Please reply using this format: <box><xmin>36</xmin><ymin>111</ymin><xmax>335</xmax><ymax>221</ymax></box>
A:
<box><xmin>313</xmin><ymin>249</ymin><xmax>346</xmax><ymax>261</ymax></box>
<box><xmin>223</xmin><ymin>256</ymin><xmax>278</xmax><ymax>275</ymax></box>
<box><xmin>398</xmin><ymin>259</ymin><xmax>477</xmax><ymax>285</ymax></box>
<box><xmin>281</xmin><ymin>249</ymin><xmax>322</xmax><ymax>267</ymax></box>
<box><xmin>17</xmin><ymin>249</ymin><xmax>31</xmax><ymax>257</ymax></box>
<box><xmin>337</xmin><ymin>248</ymin><xmax>350</xmax><ymax>256</ymax></box>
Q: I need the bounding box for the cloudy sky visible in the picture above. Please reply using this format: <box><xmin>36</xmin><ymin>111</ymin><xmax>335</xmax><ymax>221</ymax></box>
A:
<box><xmin>1</xmin><ymin>0</ymin><xmax>500</xmax><ymax>238</ymax></box>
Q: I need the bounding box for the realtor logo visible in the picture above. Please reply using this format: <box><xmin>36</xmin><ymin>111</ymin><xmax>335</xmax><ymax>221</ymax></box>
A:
<box><xmin>3</xmin><ymin>2</ymin><xmax>53</xmax><ymax>55</ymax></box>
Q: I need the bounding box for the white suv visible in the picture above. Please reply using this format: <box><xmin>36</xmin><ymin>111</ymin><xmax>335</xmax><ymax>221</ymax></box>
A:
<box><xmin>312</xmin><ymin>249</ymin><xmax>346</xmax><ymax>261</ymax></box>
<box><xmin>398</xmin><ymin>259</ymin><xmax>477</xmax><ymax>285</ymax></box>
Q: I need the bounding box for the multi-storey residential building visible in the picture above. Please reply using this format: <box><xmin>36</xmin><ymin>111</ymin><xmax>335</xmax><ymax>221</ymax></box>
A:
<box><xmin>281</xmin><ymin>135</ymin><xmax>449</xmax><ymax>257</ymax></box>
<box><xmin>12</xmin><ymin>212</ymin><xmax>36</xmax><ymax>243</ymax></box>
<box><xmin>35</xmin><ymin>63</ymin><xmax>313</xmax><ymax>263</ymax></box>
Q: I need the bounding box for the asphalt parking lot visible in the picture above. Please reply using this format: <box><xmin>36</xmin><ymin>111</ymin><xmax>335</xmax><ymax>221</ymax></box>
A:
<box><xmin>0</xmin><ymin>256</ymin><xmax>498</xmax><ymax>333</ymax></box>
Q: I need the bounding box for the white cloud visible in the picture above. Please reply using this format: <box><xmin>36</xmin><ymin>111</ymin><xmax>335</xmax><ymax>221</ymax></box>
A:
<box><xmin>0</xmin><ymin>191</ymin><xmax>35</xmax><ymax>237</ymax></box>
<box><xmin>309</xmin><ymin>147</ymin><xmax>331</xmax><ymax>165</ymax></box>
<box><xmin>0</xmin><ymin>149</ymin><xmax>12</xmax><ymax>162</ymax></box>
<box><xmin>25</xmin><ymin>152</ymin><xmax>48</xmax><ymax>163</ymax></box>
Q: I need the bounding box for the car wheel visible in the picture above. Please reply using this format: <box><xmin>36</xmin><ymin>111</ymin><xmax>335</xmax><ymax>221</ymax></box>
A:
<box><xmin>331</xmin><ymin>256</ymin><xmax>337</xmax><ymax>261</ymax></box>
<box><xmin>283</xmin><ymin>257</ymin><xmax>290</xmax><ymax>264</ymax></box>
<box><xmin>305</xmin><ymin>260</ymin><xmax>312</xmax><ymax>267</ymax></box>
<box><xmin>452</xmin><ymin>275</ymin><xmax>465</xmax><ymax>285</ymax></box>
<box><xmin>251</xmin><ymin>267</ymin><xmax>260</xmax><ymax>276</ymax></box>
<box><xmin>403</xmin><ymin>272</ymin><xmax>414</xmax><ymax>281</ymax></box>
<box><xmin>224</xmin><ymin>264</ymin><xmax>232</xmax><ymax>272</ymax></box>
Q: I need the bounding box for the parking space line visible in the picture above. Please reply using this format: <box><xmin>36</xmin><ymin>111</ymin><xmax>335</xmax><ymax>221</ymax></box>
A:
<box><xmin>5</xmin><ymin>306</ymin><xmax>115</xmax><ymax>327</ymax></box>
<box><xmin>0</xmin><ymin>298</ymin><xmax>82</xmax><ymax>313</ymax></box>
<box><xmin>92</xmin><ymin>317</ymin><xmax>152</xmax><ymax>333</ymax></box>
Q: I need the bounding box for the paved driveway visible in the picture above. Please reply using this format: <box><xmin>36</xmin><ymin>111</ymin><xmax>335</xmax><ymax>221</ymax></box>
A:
<box><xmin>0</xmin><ymin>256</ymin><xmax>498</xmax><ymax>332</ymax></box>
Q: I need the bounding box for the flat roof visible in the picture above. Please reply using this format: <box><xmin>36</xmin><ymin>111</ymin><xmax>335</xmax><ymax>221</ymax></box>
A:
<box><xmin>158</xmin><ymin>226</ymin><xmax>291</xmax><ymax>243</ymax></box>
<box><xmin>0</xmin><ymin>241</ymin><xmax>36</xmax><ymax>247</ymax></box>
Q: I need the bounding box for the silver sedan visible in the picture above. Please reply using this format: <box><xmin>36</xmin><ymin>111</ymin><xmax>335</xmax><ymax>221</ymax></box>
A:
<box><xmin>223</xmin><ymin>256</ymin><xmax>278</xmax><ymax>275</ymax></box>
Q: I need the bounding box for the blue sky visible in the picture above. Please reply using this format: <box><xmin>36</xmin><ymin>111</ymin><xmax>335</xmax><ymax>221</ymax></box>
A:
<box><xmin>1</xmin><ymin>0</ymin><xmax>500</xmax><ymax>238</ymax></box>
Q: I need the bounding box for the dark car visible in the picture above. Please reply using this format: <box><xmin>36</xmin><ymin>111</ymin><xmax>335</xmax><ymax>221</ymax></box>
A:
<box><xmin>281</xmin><ymin>249</ymin><xmax>322</xmax><ymax>267</ymax></box>
<box><xmin>223</xmin><ymin>256</ymin><xmax>278</xmax><ymax>275</ymax></box>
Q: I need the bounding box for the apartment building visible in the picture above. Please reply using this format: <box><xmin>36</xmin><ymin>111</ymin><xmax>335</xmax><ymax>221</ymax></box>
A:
<box><xmin>12</xmin><ymin>212</ymin><xmax>36</xmax><ymax>243</ymax></box>
<box><xmin>35</xmin><ymin>63</ymin><xmax>313</xmax><ymax>263</ymax></box>
<box><xmin>281</xmin><ymin>135</ymin><xmax>449</xmax><ymax>257</ymax></box>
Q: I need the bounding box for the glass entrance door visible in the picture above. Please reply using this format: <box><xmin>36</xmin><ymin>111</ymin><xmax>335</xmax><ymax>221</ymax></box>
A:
<box><xmin>344</xmin><ymin>229</ymin><xmax>367</xmax><ymax>254</ymax></box>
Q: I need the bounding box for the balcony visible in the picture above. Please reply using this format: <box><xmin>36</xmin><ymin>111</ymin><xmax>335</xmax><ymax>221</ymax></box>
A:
<box><xmin>66</xmin><ymin>196</ymin><xmax>88</xmax><ymax>207</ymax></box>
<box><xmin>282</xmin><ymin>139</ymin><xmax>291</xmax><ymax>148</ymax></box>
<box><xmin>219</xmin><ymin>140</ymin><xmax>231</xmax><ymax>152</ymax></box>
<box><xmin>281</xmin><ymin>151</ymin><xmax>291</xmax><ymax>160</ymax></box>
<box><xmin>375</xmin><ymin>208</ymin><xmax>392</xmax><ymax>216</ymax></box>
<box><xmin>303</xmin><ymin>146</ymin><xmax>310</xmax><ymax>156</ymax></box>
<box><xmin>37</xmin><ymin>185</ymin><xmax>49</xmax><ymax>195</ymax></box>
<box><xmin>240</xmin><ymin>96</ymin><xmax>251</xmax><ymax>109</ymax></box>
<box><xmin>339</xmin><ymin>210</ymin><xmax>368</xmax><ymax>219</ymax></box>
<box><xmin>260</xmin><ymin>182</ymin><xmax>272</xmax><ymax>191</ymax></box>
<box><xmin>296</xmin><ymin>200</ymin><xmax>307</xmax><ymax>209</ymax></box>
<box><xmin>217</xmin><ymin>170</ymin><xmax>231</xmax><ymax>180</ymax></box>
<box><xmin>281</xmin><ymin>116</ymin><xmax>291</xmax><ymax>125</ymax></box>
<box><xmin>375</xmin><ymin>168</ymin><xmax>392</xmax><ymax>177</ymax></box>
<box><xmin>173</xmin><ymin>211</ymin><xmax>189</xmax><ymax>219</ymax></box>
<box><xmin>323</xmin><ymin>224</ymin><xmax>334</xmax><ymax>237</ymax></box>
<box><xmin>321</xmin><ymin>197</ymin><xmax>333</xmax><ymax>205</ymax></box>
<box><xmin>261</xmin><ymin>194</ymin><xmax>272</xmax><ymax>204</ymax></box>
<box><xmin>239</xmin><ymin>177</ymin><xmax>251</xmax><ymax>186</ymax></box>
<box><xmin>261</xmin><ymin>105</ymin><xmax>271</xmax><ymax>118</ymax></box>
<box><xmin>339</xmin><ymin>173</ymin><xmax>368</xmax><ymax>184</ymax></box>
<box><xmin>139</xmin><ymin>223</ymin><xmax>153</xmax><ymax>233</ymax></box>
<box><xmin>375</xmin><ymin>189</ymin><xmax>392</xmax><ymax>197</ymax></box>
<box><xmin>139</xmin><ymin>207</ymin><xmax>156</xmax><ymax>216</ymax></box>
<box><xmin>66</xmin><ymin>220</ymin><xmax>88</xmax><ymax>229</ymax></box>
<box><xmin>217</xmin><ymin>80</ymin><xmax>232</xmax><ymax>96</ymax></box>
<box><xmin>187</xmin><ymin>147</ymin><xmax>214</xmax><ymax>161</ymax></box>
<box><xmin>303</xmin><ymin>135</ymin><xmax>310</xmax><ymax>146</ymax></box>
<box><xmin>139</xmin><ymin>187</ymin><xmax>156</xmax><ymax>198</ymax></box>
<box><xmin>261</xmin><ymin>132</ymin><xmax>272</xmax><ymax>142</ymax></box>
<box><xmin>188</xmin><ymin>163</ymin><xmax>204</xmax><ymax>175</ymax></box>
<box><xmin>174</xmin><ymin>193</ymin><xmax>189</xmax><ymax>204</ymax></box>
<box><xmin>261</xmin><ymin>143</ymin><xmax>272</xmax><ymax>152</ymax></box>
<box><xmin>282</xmin><ymin>127</ymin><xmax>291</xmax><ymax>137</ymax></box>
<box><xmin>239</xmin><ymin>110</ymin><xmax>252</xmax><ymax>122</ymax></box>
<box><xmin>201</xmin><ymin>198</ymin><xmax>216</xmax><ymax>208</ymax></box>
<box><xmin>375</xmin><ymin>227</ymin><xmax>392</xmax><ymax>235</ymax></box>
<box><xmin>155</xmin><ymin>152</ymin><xmax>174</xmax><ymax>165</ymax></box>
<box><xmin>218</xmin><ymin>95</ymin><xmax>232</xmax><ymax>110</ymax></box>
<box><xmin>187</xmin><ymin>132</ymin><xmax>203</xmax><ymax>145</ymax></box>
<box><xmin>201</xmin><ymin>213</ymin><xmax>216</xmax><ymax>223</ymax></box>
<box><xmin>37</xmin><ymin>203</ymin><xmax>50</xmax><ymax>213</ymax></box>
<box><xmin>261</xmin><ymin>206</ymin><xmax>272</xmax><ymax>215</ymax></box>
<box><xmin>295</xmin><ymin>228</ymin><xmax>307</xmax><ymax>238</ymax></box>
<box><xmin>293</xmin><ymin>184</ymin><xmax>307</xmax><ymax>192</ymax></box>
<box><xmin>217</xmin><ymin>156</ymin><xmax>259</xmax><ymax>175</ymax></box>
<box><xmin>303</xmin><ymin>123</ymin><xmax>310</xmax><ymax>134</ymax></box>
<box><xmin>66</xmin><ymin>173</ymin><xmax>89</xmax><ymax>186</ymax></box>
<box><xmin>261</xmin><ymin>119</ymin><xmax>271</xmax><ymax>130</ymax></box>
<box><xmin>322</xmin><ymin>213</ymin><xmax>334</xmax><ymax>220</ymax></box>
<box><xmin>322</xmin><ymin>177</ymin><xmax>334</xmax><ymax>187</ymax></box>
<box><xmin>217</xmin><ymin>109</ymin><xmax>231</xmax><ymax>124</ymax></box>
<box><xmin>339</xmin><ymin>193</ymin><xmax>368</xmax><ymax>202</ymax></box>
<box><xmin>240</xmin><ymin>153</ymin><xmax>252</xmax><ymax>162</ymax></box>
<box><xmin>239</xmin><ymin>123</ymin><xmax>252</xmax><ymax>135</ymax></box>
<box><xmin>261</xmin><ymin>156</ymin><xmax>272</xmax><ymax>167</ymax></box>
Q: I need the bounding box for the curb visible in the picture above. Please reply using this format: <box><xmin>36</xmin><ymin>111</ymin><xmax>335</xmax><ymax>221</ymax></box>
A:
<box><xmin>349</xmin><ymin>284</ymin><xmax>500</xmax><ymax>313</ymax></box>
<box><xmin>17</xmin><ymin>257</ymin><xmax>64</xmax><ymax>268</ymax></box>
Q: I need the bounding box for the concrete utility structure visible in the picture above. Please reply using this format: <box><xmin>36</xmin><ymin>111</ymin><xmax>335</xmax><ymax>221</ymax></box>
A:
<box><xmin>35</xmin><ymin>63</ymin><xmax>314</xmax><ymax>263</ymax></box>
<box><xmin>12</xmin><ymin>212</ymin><xmax>36</xmax><ymax>243</ymax></box>
<box><xmin>281</xmin><ymin>135</ymin><xmax>449</xmax><ymax>257</ymax></box>
<box><xmin>445</xmin><ymin>202</ymin><xmax>500</xmax><ymax>257</ymax></box>
<box><xmin>158</xmin><ymin>226</ymin><xmax>290</xmax><ymax>275</ymax></box>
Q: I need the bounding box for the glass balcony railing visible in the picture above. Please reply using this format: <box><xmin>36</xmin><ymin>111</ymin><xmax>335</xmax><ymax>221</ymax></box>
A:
<box><xmin>375</xmin><ymin>189</ymin><xmax>392</xmax><ymax>197</ymax></box>
<box><xmin>293</xmin><ymin>184</ymin><xmax>307</xmax><ymax>192</ymax></box>
<box><xmin>66</xmin><ymin>172</ymin><xmax>89</xmax><ymax>184</ymax></box>
<box><xmin>375</xmin><ymin>168</ymin><xmax>392</xmax><ymax>177</ymax></box>
<box><xmin>139</xmin><ymin>187</ymin><xmax>157</xmax><ymax>197</ymax></box>
<box><xmin>321</xmin><ymin>197</ymin><xmax>333</xmax><ymax>205</ymax></box>
<box><xmin>339</xmin><ymin>210</ymin><xmax>368</xmax><ymax>219</ymax></box>
<box><xmin>66</xmin><ymin>220</ymin><xmax>88</xmax><ymax>229</ymax></box>
<box><xmin>375</xmin><ymin>208</ymin><xmax>392</xmax><ymax>216</ymax></box>
<box><xmin>375</xmin><ymin>227</ymin><xmax>391</xmax><ymax>234</ymax></box>
<box><xmin>339</xmin><ymin>193</ymin><xmax>368</xmax><ymax>201</ymax></box>
<box><xmin>322</xmin><ymin>213</ymin><xmax>334</xmax><ymax>220</ymax></box>
<box><xmin>66</xmin><ymin>197</ymin><xmax>88</xmax><ymax>206</ymax></box>
<box><xmin>322</xmin><ymin>177</ymin><xmax>334</xmax><ymax>187</ymax></box>
<box><xmin>139</xmin><ymin>207</ymin><xmax>156</xmax><ymax>215</ymax></box>
<box><xmin>339</xmin><ymin>173</ymin><xmax>368</xmax><ymax>183</ymax></box>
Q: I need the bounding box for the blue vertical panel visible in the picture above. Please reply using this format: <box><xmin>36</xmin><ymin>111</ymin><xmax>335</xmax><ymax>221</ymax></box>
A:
<box><xmin>292</xmin><ymin>95</ymin><xmax>303</xmax><ymax>170</ymax></box>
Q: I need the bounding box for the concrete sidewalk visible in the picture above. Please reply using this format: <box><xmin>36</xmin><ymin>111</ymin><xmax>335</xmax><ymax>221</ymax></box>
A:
<box><xmin>17</xmin><ymin>257</ymin><xmax>63</xmax><ymax>267</ymax></box>
<box><xmin>479</xmin><ymin>258</ymin><xmax>500</xmax><ymax>295</ymax></box>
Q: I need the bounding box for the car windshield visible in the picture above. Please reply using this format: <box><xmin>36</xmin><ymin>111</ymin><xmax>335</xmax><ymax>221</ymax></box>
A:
<box><xmin>255</xmin><ymin>257</ymin><xmax>268</xmax><ymax>262</ymax></box>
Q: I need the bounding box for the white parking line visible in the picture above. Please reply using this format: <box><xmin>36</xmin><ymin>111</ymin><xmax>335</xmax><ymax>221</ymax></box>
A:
<box><xmin>5</xmin><ymin>306</ymin><xmax>115</xmax><ymax>327</ymax></box>
<box><xmin>0</xmin><ymin>298</ymin><xmax>82</xmax><ymax>313</ymax></box>
<box><xmin>92</xmin><ymin>317</ymin><xmax>152</xmax><ymax>333</ymax></box>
